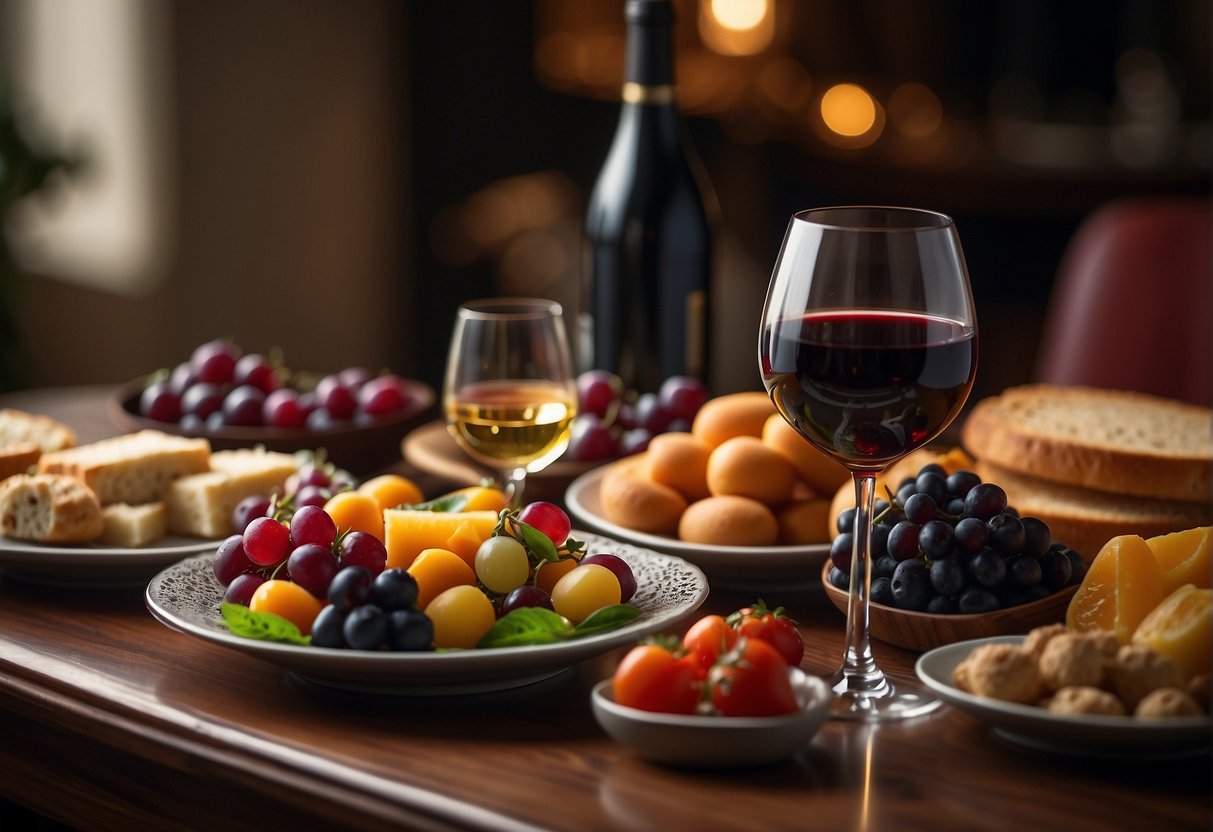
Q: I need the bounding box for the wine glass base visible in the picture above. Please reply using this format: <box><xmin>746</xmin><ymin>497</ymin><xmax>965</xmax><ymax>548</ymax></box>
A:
<box><xmin>828</xmin><ymin>673</ymin><xmax>942</xmax><ymax>721</ymax></box>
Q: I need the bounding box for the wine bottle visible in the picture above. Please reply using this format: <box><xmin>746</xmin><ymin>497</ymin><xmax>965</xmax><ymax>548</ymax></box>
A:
<box><xmin>581</xmin><ymin>0</ymin><xmax>717</xmax><ymax>393</ymax></box>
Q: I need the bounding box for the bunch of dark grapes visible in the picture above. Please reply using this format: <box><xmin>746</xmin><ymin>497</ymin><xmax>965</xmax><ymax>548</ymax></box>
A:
<box><xmin>827</xmin><ymin>463</ymin><xmax>1089</xmax><ymax>614</ymax></box>
<box><xmin>311</xmin><ymin>566</ymin><xmax>434</xmax><ymax>652</ymax></box>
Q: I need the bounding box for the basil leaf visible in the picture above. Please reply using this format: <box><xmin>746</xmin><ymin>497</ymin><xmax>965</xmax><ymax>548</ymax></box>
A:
<box><xmin>517</xmin><ymin>521</ymin><xmax>559</xmax><ymax>563</ymax></box>
<box><xmin>573</xmin><ymin>603</ymin><xmax>641</xmax><ymax>637</ymax></box>
<box><xmin>221</xmin><ymin>602</ymin><xmax>311</xmax><ymax>645</ymax></box>
<box><xmin>399</xmin><ymin>491</ymin><xmax>471</xmax><ymax>513</ymax></box>
<box><xmin>476</xmin><ymin>606</ymin><xmax>573</xmax><ymax>648</ymax></box>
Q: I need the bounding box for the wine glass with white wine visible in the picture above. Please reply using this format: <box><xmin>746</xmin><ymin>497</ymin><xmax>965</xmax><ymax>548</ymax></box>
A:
<box><xmin>444</xmin><ymin>298</ymin><xmax>578</xmax><ymax>508</ymax></box>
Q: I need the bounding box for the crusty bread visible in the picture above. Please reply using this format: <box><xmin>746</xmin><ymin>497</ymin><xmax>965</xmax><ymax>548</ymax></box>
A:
<box><xmin>38</xmin><ymin>430</ymin><xmax>212</xmax><ymax>505</ymax></box>
<box><xmin>99</xmin><ymin>502</ymin><xmax>168</xmax><ymax>547</ymax></box>
<box><xmin>166</xmin><ymin>448</ymin><xmax>297</xmax><ymax>539</ymax></box>
<box><xmin>961</xmin><ymin>384</ymin><xmax>1212</xmax><ymax>502</ymax></box>
<box><xmin>0</xmin><ymin>473</ymin><xmax>104</xmax><ymax>543</ymax></box>
<box><xmin>977</xmin><ymin>460</ymin><xmax>1212</xmax><ymax>562</ymax></box>
<box><xmin>0</xmin><ymin>409</ymin><xmax>78</xmax><ymax>480</ymax></box>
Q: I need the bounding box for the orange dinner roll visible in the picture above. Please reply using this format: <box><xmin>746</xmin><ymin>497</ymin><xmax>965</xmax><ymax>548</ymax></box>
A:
<box><xmin>776</xmin><ymin>498</ymin><xmax>832</xmax><ymax>545</ymax></box>
<box><xmin>679</xmin><ymin>495</ymin><xmax>779</xmax><ymax>546</ymax></box>
<box><xmin>690</xmin><ymin>391</ymin><xmax>775</xmax><ymax>449</ymax></box>
<box><xmin>761</xmin><ymin>413</ymin><xmax>849</xmax><ymax>497</ymax></box>
<box><xmin>706</xmin><ymin>435</ymin><xmax>796</xmax><ymax>505</ymax></box>
<box><xmin>599</xmin><ymin>456</ymin><xmax>687</xmax><ymax>535</ymax></box>
<box><xmin>645</xmin><ymin>432</ymin><xmax>712</xmax><ymax>501</ymax></box>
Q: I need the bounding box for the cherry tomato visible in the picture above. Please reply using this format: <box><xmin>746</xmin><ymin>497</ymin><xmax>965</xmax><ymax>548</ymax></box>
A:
<box><xmin>612</xmin><ymin>642</ymin><xmax>700</xmax><ymax>714</ymax></box>
<box><xmin>727</xmin><ymin>601</ymin><xmax>804</xmax><ymax>666</ymax></box>
<box><xmin>680</xmin><ymin>614</ymin><xmax>738</xmax><ymax>678</ymax></box>
<box><xmin>706</xmin><ymin>637</ymin><xmax>799</xmax><ymax>717</ymax></box>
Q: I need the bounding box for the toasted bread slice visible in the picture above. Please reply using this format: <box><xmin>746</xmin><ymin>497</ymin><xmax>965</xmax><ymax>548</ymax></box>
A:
<box><xmin>166</xmin><ymin>448</ymin><xmax>297</xmax><ymax>539</ymax></box>
<box><xmin>38</xmin><ymin>430</ymin><xmax>212</xmax><ymax>505</ymax></box>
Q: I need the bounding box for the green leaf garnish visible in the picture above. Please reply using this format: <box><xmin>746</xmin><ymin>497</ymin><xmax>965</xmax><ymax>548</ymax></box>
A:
<box><xmin>221</xmin><ymin>602</ymin><xmax>311</xmax><ymax>645</ymax></box>
<box><xmin>573</xmin><ymin>603</ymin><xmax>641</xmax><ymax>636</ymax></box>
<box><xmin>400</xmin><ymin>491</ymin><xmax>473</xmax><ymax>512</ymax></box>
<box><xmin>476</xmin><ymin>607</ymin><xmax>572</xmax><ymax>648</ymax></box>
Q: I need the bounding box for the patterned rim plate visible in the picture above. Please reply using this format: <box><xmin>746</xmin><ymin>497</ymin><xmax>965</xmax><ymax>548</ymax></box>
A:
<box><xmin>145</xmin><ymin>532</ymin><xmax>709</xmax><ymax>695</ymax></box>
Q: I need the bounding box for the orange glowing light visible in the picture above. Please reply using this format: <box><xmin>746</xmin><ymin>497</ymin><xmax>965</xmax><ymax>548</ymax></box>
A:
<box><xmin>700</xmin><ymin>0</ymin><xmax>773</xmax><ymax>56</ymax></box>
<box><xmin>820</xmin><ymin>83</ymin><xmax>877</xmax><ymax>137</ymax></box>
<box><xmin>888</xmin><ymin>82</ymin><xmax>943</xmax><ymax>139</ymax></box>
<box><xmin>711</xmin><ymin>0</ymin><xmax>768</xmax><ymax>31</ymax></box>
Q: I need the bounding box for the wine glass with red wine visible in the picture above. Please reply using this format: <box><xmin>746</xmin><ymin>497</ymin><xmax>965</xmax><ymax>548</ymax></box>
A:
<box><xmin>759</xmin><ymin>207</ymin><xmax>978</xmax><ymax>720</ymax></box>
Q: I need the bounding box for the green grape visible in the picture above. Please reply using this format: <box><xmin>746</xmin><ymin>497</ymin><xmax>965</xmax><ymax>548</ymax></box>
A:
<box><xmin>474</xmin><ymin>536</ymin><xmax>530</xmax><ymax>594</ymax></box>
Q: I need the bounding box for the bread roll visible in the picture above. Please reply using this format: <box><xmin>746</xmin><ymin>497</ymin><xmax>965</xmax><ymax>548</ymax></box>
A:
<box><xmin>599</xmin><ymin>456</ymin><xmax>687</xmax><ymax>535</ymax></box>
<box><xmin>0</xmin><ymin>409</ymin><xmax>78</xmax><ymax>481</ymax></box>
<box><xmin>679</xmin><ymin>495</ymin><xmax>778</xmax><ymax>546</ymax></box>
<box><xmin>0</xmin><ymin>473</ymin><xmax>103</xmax><ymax>543</ymax></box>
<box><xmin>706</xmin><ymin>436</ymin><xmax>795</xmax><ymax>505</ymax></box>
<box><xmin>776</xmin><ymin>498</ymin><xmax>831</xmax><ymax>545</ymax></box>
<box><xmin>645</xmin><ymin>432</ymin><xmax>711</xmax><ymax>501</ymax></box>
<box><xmin>690</xmin><ymin>392</ymin><xmax>775</xmax><ymax>449</ymax></box>
<box><xmin>761</xmin><ymin>413</ymin><xmax>849</xmax><ymax>496</ymax></box>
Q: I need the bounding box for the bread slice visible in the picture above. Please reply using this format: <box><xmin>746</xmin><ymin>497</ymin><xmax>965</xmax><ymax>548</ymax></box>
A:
<box><xmin>99</xmin><ymin>502</ymin><xmax>168</xmax><ymax>547</ymax></box>
<box><xmin>961</xmin><ymin>384</ymin><xmax>1212</xmax><ymax>502</ymax></box>
<box><xmin>0</xmin><ymin>409</ymin><xmax>78</xmax><ymax>480</ymax></box>
<box><xmin>0</xmin><ymin>473</ymin><xmax>104</xmax><ymax>543</ymax></box>
<box><xmin>976</xmin><ymin>460</ymin><xmax>1212</xmax><ymax>562</ymax></box>
<box><xmin>166</xmin><ymin>448</ymin><xmax>298</xmax><ymax>539</ymax></box>
<box><xmin>38</xmin><ymin>430</ymin><xmax>212</xmax><ymax>505</ymax></box>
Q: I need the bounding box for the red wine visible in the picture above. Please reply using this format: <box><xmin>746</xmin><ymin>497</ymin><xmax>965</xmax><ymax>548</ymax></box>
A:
<box><xmin>581</xmin><ymin>0</ymin><xmax>717</xmax><ymax>393</ymax></box>
<box><xmin>761</xmin><ymin>310</ymin><xmax>976</xmax><ymax>468</ymax></box>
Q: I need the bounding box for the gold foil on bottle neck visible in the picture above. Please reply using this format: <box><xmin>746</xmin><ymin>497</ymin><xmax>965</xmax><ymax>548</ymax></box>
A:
<box><xmin>622</xmin><ymin>82</ymin><xmax>675</xmax><ymax>105</ymax></box>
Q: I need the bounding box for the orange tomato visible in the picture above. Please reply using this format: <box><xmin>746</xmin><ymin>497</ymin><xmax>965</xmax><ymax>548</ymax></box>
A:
<box><xmin>324</xmin><ymin>491</ymin><xmax>385</xmax><ymax>541</ymax></box>
<box><xmin>248</xmin><ymin>580</ymin><xmax>324</xmax><ymax>636</ymax></box>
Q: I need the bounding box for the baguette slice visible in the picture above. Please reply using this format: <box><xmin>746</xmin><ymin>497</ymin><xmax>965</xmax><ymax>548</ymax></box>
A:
<box><xmin>38</xmin><ymin>430</ymin><xmax>212</xmax><ymax>505</ymax></box>
<box><xmin>166</xmin><ymin>448</ymin><xmax>298</xmax><ymax>539</ymax></box>
<box><xmin>99</xmin><ymin>502</ymin><xmax>168</xmax><ymax>547</ymax></box>
<box><xmin>961</xmin><ymin>384</ymin><xmax>1212</xmax><ymax>502</ymax></box>
<box><xmin>0</xmin><ymin>408</ymin><xmax>78</xmax><ymax>480</ymax></box>
<box><xmin>0</xmin><ymin>473</ymin><xmax>104</xmax><ymax>543</ymax></box>
<box><xmin>976</xmin><ymin>460</ymin><xmax>1212</xmax><ymax>562</ymax></box>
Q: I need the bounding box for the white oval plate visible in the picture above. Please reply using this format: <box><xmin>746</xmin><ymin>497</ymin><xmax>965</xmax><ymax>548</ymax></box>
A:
<box><xmin>916</xmin><ymin>636</ymin><xmax>1212</xmax><ymax>759</ymax></box>
<box><xmin>145</xmin><ymin>532</ymin><xmax>709</xmax><ymax>695</ymax></box>
<box><xmin>564</xmin><ymin>465</ymin><xmax>829</xmax><ymax>591</ymax></box>
<box><xmin>592</xmin><ymin>668</ymin><xmax>831</xmax><ymax>768</ymax></box>
<box><xmin>0</xmin><ymin>535</ymin><xmax>222</xmax><ymax>587</ymax></box>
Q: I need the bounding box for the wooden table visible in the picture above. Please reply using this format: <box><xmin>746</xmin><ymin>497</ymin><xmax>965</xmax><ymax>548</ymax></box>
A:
<box><xmin>0</xmin><ymin>387</ymin><xmax>1208</xmax><ymax>832</ymax></box>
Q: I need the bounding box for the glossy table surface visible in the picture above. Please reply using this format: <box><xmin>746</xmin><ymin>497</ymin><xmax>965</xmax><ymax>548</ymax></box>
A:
<box><xmin>0</xmin><ymin>386</ymin><xmax>1209</xmax><ymax>832</ymax></box>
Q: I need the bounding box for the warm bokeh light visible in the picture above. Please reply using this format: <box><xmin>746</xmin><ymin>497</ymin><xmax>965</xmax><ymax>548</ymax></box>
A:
<box><xmin>820</xmin><ymin>83</ymin><xmax>877</xmax><ymax>137</ymax></box>
<box><xmin>888</xmin><ymin>82</ymin><xmax>943</xmax><ymax>139</ymax></box>
<box><xmin>711</xmin><ymin>0</ymin><xmax>767</xmax><ymax>31</ymax></box>
<box><xmin>699</xmin><ymin>0</ymin><xmax>773</xmax><ymax>56</ymax></box>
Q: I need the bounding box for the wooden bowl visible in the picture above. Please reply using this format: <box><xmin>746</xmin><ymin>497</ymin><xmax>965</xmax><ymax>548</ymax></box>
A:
<box><xmin>109</xmin><ymin>378</ymin><xmax>436</xmax><ymax>476</ymax></box>
<box><xmin>820</xmin><ymin>560</ymin><xmax>1077</xmax><ymax>653</ymax></box>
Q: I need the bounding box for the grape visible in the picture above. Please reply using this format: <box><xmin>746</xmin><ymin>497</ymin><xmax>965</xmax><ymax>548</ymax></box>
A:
<box><xmin>945</xmin><ymin>497</ymin><xmax>965</xmax><ymax>515</ymax></box>
<box><xmin>343</xmin><ymin>605</ymin><xmax>388</xmax><ymax>650</ymax></box>
<box><xmin>168</xmin><ymin>361</ymin><xmax>195</xmax><ymax>395</ymax></box>
<box><xmin>222</xmin><ymin>385</ymin><xmax>267</xmax><ymax>427</ymax></box>
<box><xmin>1006</xmin><ymin>554</ymin><xmax>1042</xmax><ymax>588</ymax></box>
<box><xmin>316</xmin><ymin>375</ymin><xmax>358</xmax><ymax>420</ymax></box>
<box><xmin>915</xmin><ymin>471</ymin><xmax>947</xmax><ymax>504</ymax></box>
<box><xmin>1063</xmin><ymin>549</ymin><xmax>1087</xmax><ymax>585</ymax></box>
<box><xmin>918</xmin><ymin>520</ymin><xmax>954</xmax><ymax>559</ymax></box>
<box><xmin>359</xmin><ymin>374</ymin><xmax>411</xmax><ymax>416</ymax></box>
<box><xmin>829</xmin><ymin>532</ymin><xmax>854</xmax><ymax>572</ymax></box>
<box><xmin>577</xmin><ymin>370</ymin><xmax>624</xmax><ymax>418</ymax></box>
<box><xmin>618</xmin><ymin>428</ymin><xmax>654</xmax><ymax>456</ymax></box>
<box><xmin>139</xmin><ymin>381</ymin><xmax>182</xmax><ymax>423</ymax></box>
<box><xmin>213</xmin><ymin>535</ymin><xmax>254</xmax><ymax>585</ymax></box>
<box><xmin>372</xmin><ymin>568</ymin><xmax>420</xmax><ymax>611</ymax></box>
<box><xmin>475</xmin><ymin>536</ymin><xmax>530</xmax><ymax>594</ymax></box>
<box><xmin>311</xmin><ymin>605</ymin><xmax>348</xmax><ymax>648</ymax></box>
<box><xmin>895</xmin><ymin>480</ymin><xmax>917</xmax><ymax>507</ymax></box>
<box><xmin>293</xmin><ymin>485</ymin><xmax>331</xmax><ymax>510</ymax></box>
<box><xmin>290</xmin><ymin>505</ymin><xmax>338</xmax><ymax>548</ymax></box>
<box><xmin>205</xmin><ymin>410</ymin><xmax>226</xmax><ymax>431</ymax></box>
<box><xmin>871</xmin><ymin>522</ymin><xmax>891</xmax><ymax>558</ymax></box>
<box><xmin>964</xmin><ymin>483</ymin><xmax>1008</xmax><ymax>520</ymax></box>
<box><xmin>387</xmin><ymin>608</ymin><xmax>434</xmax><ymax>651</ymax></box>
<box><xmin>953</xmin><ymin>516</ymin><xmax>988</xmax><ymax>554</ymax></box>
<box><xmin>873</xmin><ymin>554</ymin><xmax>898</xmax><ymax>580</ymax></box>
<box><xmin>987</xmin><ymin>512</ymin><xmax>1025</xmax><ymax>553</ymax></box>
<box><xmin>890</xmin><ymin>559</ymin><xmax>931</xmax><ymax>611</ymax></box>
<box><xmin>242</xmin><ymin>516</ymin><xmax>291</xmax><ymax>566</ymax></box>
<box><xmin>191</xmin><ymin>339</ymin><xmax>239</xmax><ymax>384</ymax></box>
<box><xmin>232</xmin><ymin>495</ymin><xmax>272</xmax><ymax>534</ymax></box>
<box><xmin>945</xmin><ymin>470</ymin><xmax>981</xmax><ymax>499</ymax></box>
<box><xmin>263</xmin><ymin>388</ymin><xmax>307</xmax><ymax>429</ymax></box>
<box><xmin>1039</xmin><ymin>548</ymin><xmax>1073</xmax><ymax>591</ymax></box>
<box><xmin>580</xmin><ymin>553</ymin><xmax>637</xmax><ymax>603</ymax></box>
<box><xmin>886</xmin><ymin>520</ymin><xmax>920</xmax><ymax>562</ymax></box>
<box><xmin>967</xmin><ymin>548</ymin><xmax>1007</xmax><ymax>589</ymax></box>
<box><xmin>518</xmin><ymin>501</ymin><xmax>571</xmax><ymax>547</ymax></box>
<box><xmin>233</xmin><ymin>354</ymin><xmax>280</xmax><ymax>394</ymax></box>
<box><xmin>657</xmin><ymin>375</ymin><xmax>708</xmax><ymax>423</ymax></box>
<box><xmin>927</xmin><ymin>595</ymin><xmax>958</xmax><ymax>614</ymax></box>
<box><xmin>903</xmin><ymin>493</ymin><xmax>936</xmax><ymax>525</ymax></box>
<box><xmin>929</xmin><ymin>557</ymin><xmax>965</xmax><ymax>596</ymax></box>
<box><xmin>181</xmin><ymin>382</ymin><xmax>225</xmax><ymax>420</ymax></box>
<box><xmin>836</xmin><ymin>507</ymin><xmax>856</xmax><ymax>536</ymax></box>
<box><xmin>958</xmin><ymin>586</ymin><xmax>1000</xmax><ymax>614</ymax></box>
<box><xmin>499</xmin><ymin>585</ymin><xmax>555</xmax><ymax>615</ymax></box>
<box><xmin>567</xmin><ymin>414</ymin><xmax>618</xmax><ymax>462</ymax></box>
<box><xmin>293</xmin><ymin>464</ymin><xmax>332</xmax><ymax>491</ymax></box>
<box><xmin>1020</xmin><ymin>516</ymin><xmax>1052</xmax><ymax>558</ymax></box>
<box><xmin>827</xmin><ymin>566</ymin><xmax>850</xmax><ymax>591</ymax></box>
<box><xmin>871</xmin><ymin>576</ymin><xmax>895</xmax><ymax>606</ymax></box>
<box><xmin>224</xmin><ymin>572</ymin><xmax>265</xmax><ymax>605</ymax></box>
<box><xmin>287</xmin><ymin>543</ymin><xmax>339</xmax><ymax>597</ymax></box>
<box><xmin>339</xmin><ymin>531</ymin><xmax>387</xmax><ymax>575</ymax></box>
<box><xmin>328</xmin><ymin>565</ymin><xmax>374</xmax><ymax>611</ymax></box>
<box><xmin>633</xmin><ymin>393</ymin><xmax>672</xmax><ymax>434</ymax></box>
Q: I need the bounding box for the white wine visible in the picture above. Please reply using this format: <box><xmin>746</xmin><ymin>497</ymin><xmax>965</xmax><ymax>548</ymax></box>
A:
<box><xmin>582</xmin><ymin>0</ymin><xmax>717</xmax><ymax>393</ymax></box>
<box><xmin>446</xmin><ymin>380</ymin><xmax>575</xmax><ymax>471</ymax></box>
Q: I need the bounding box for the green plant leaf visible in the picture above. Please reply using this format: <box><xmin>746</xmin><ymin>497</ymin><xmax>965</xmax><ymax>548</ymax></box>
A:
<box><xmin>400</xmin><ymin>491</ymin><xmax>472</xmax><ymax>513</ymax></box>
<box><xmin>573</xmin><ymin>603</ymin><xmax>641</xmax><ymax>636</ymax></box>
<box><xmin>516</xmin><ymin>520</ymin><xmax>559</xmax><ymax>563</ymax></box>
<box><xmin>221</xmin><ymin>602</ymin><xmax>311</xmax><ymax>645</ymax></box>
<box><xmin>476</xmin><ymin>606</ymin><xmax>573</xmax><ymax>648</ymax></box>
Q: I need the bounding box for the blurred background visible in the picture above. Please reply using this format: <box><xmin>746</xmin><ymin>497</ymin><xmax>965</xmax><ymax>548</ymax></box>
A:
<box><xmin>0</xmin><ymin>0</ymin><xmax>1208</xmax><ymax>406</ymax></box>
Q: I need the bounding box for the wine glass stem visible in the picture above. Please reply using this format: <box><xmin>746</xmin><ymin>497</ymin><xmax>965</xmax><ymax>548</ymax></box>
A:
<box><xmin>505</xmin><ymin>466</ymin><xmax>528</xmax><ymax>510</ymax></box>
<box><xmin>835</xmin><ymin>473</ymin><xmax>887</xmax><ymax>695</ymax></box>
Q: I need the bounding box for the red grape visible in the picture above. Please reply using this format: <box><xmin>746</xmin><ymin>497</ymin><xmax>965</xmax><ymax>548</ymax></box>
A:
<box><xmin>287</xmin><ymin>543</ymin><xmax>339</xmax><ymax>597</ymax></box>
<box><xmin>618</xmin><ymin>428</ymin><xmax>653</xmax><ymax>456</ymax></box>
<box><xmin>213</xmin><ymin>534</ymin><xmax>254</xmax><ymax>585</ymax></box>
<box><xmin>191</xmin><ymin>339</ymin><xmax>239</xmax><ymax>384</ymax></box>
<box><xmin>262</xmin><ymin>388</ymin><xmax>307</xmax><ymax>429</ymax></box>
<box><xmin>517</xmin><ymin>501</ymin><xmax>571</xmax><ymax>547</ymax></box>
<box><xmin>658</xmin><ymin>375</ymin><xmax>709</xmax><ymax>423</ymax></box>
<box><xmin>222</xmin><ymin>385</ymin><xmax>266</xmax><ymax>427</ymax></box>
<box><xmin>243</xmin><ymin>516</ymin><xmax>291</xmax><ymax>566</ymax></box>
<box><xmin>358</xmin><ymin>374</ymin><xmax>411</xmax><ymax>416</ymax></box>
<box><xmin>293</xmin><ymin>485</ymin><xmax>331</xmax><ymax>510</ymax></box>
<box><xmin>234</xmin><ymin>353</ymin><xmax>281</xmax><ymax>394</ymax></box>
<box><xmin>232</xmin><ymin>495</ymin><xmax>272</xmax><ymax>534</ymax></box>
<box><xmin>633</xmin><ymin>393</ymin><xmax>672</xmax><ymax>434</ymax></box>
<box><xmin>499</xmin><ymin>585</ymin><xmax>554</xmax><ymax>616</ymax></box>
<box><xmin>577</xmin><ymin>370</ymin><xmax>624</xmax><ymax>418</ymax></box>
<box><xmin>316</xmin><ymin>375</ymin><xmax>357</xmax><ymax>420</ymax></box>
<box><xmin>168</xmin><ymin>361</ymin><xmax>195</xmax><ymax>395</ymax></box>
<box><xmin>290</xmin><ymin>505</ymin><xmax>338</xmax><ymax>548</ymax></box>
<box><xmin>340</xmin><ymin>531</ymin><xmax>387</xmax><ymax>576</ymax></box>
<box><xmin>181</xmin><ymin>382</ymin><xmax>225</xmax><ymax>420</ymax></box>
<box><xmin>338</xmin><ymin>366</ymin><xmax>373</xmax><ymax>389</ymax></box>
<box><xmin>224</xmin><ymin>572</ymin><xmax>266</xmax><ymax>605</ymax></box>
<box><xmin>139</xmin><ymin>381</ymin><xmax>181</xmax><ymax>423</ymax></box>
<box><xmin>567</xmin><ymin>414</ymin><xmax>618</xmax><ymax>462</ymax></box>
<box><xmin>580</xmin><ymin>553</ymin><xmax>637</xmax><ymax>602</ymax></box>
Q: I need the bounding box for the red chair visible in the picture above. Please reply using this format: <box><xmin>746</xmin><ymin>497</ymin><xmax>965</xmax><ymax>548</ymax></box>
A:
<box><xmin>1034</xmin><ymin>197</ymin><xmax>1212</xmax><ymax>407</ymax></box>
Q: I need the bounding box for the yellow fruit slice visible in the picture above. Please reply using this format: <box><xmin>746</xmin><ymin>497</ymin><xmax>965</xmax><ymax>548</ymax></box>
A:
<box><xmin>383</xmin><ymin>509</ymin><xmax>499</xmax><ymax>570</ymax></box>
<box><xmin>407</xmin><ymin>547</ymin><xmax>477</xmax><ymax>609</ymax></box>
<box><xmin>357</xmin><ymin>474</ymin><xmax>424</xmax><ymax>513</ymax></box>
<box><xmin>1067</xmin><ymin>534</ymin><xmax>1167</xmax><ymax>643</ymax></box>
<box><xmin>324</xmin><ymin>491</ymin><xmax>385</xmax><ymax>541</ymax></box>
<box><xmin>1132</xmin><ymin>584</ymin><xmax>1212</xmax><ymax>681</ymax></box>
<box><xmin>1146</xmin><ymin>526</ymin><xmax>1211</xmax><ymax>594</ymax></box>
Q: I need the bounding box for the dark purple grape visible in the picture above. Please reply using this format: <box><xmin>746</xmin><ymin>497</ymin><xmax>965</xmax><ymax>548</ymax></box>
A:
<box><xmin>918</xmin><ymin>462</ymin><xmax>947</xmax><ymax>478</ymax></box>
<box><xmin>870</xmin><ymin>576</ymin><xmax>895</xmax><ymax>606</ymax></box>
<box><xmin>580</xmin><ymin>553</ymin><xmax>637</xmax><ymax>602</ymax></box>
<box><xmin>958</xmin><ymin>586</ymin><xmax>1000</xmax><ymax>613</ymax></box>
<box><xmin>1005</xmin><ymin>585</ymin><xmax>1051</xmax><ymax>606</ymax></box>
<box><xmin>222</xmin><ymin>385</ymin><xmax>266</xmax><ymax>427</ymax></box>
<box><xmin>1020</xmin><ymin>516</ymin><xmax>1053</xmax><ymax>558</ymax></box>
<box><xmin>328</xmin><ymin>565</ymin><xmax>374</xmax><ymax>611</ymax></box>
<box><xmin>633</xmin><ymin>393</ymin><xmax>672</xmax><ymax>434</ymax></box>
<box><xmin>829</xmin><ymin>532</ymin><xmax>854</xmax><ymax>572</ymax></box>
<box><xmin>871</xmin><ymin>522</ymin><xmax>891</xmax><ymax>558</ymax></box>
<box><xmin>387</xmin><ymin>608</ymin><xmax>434</xmax><ymax>651</ymax></box>
<box><xmin>891</xmin><ymin>559</ymin><xmax>932</xmax><ymax>611</ymax></box>
<box><xmin>903</xmin><ymin>493</ymin><xmax>936</xmax><ymax>525</ymax></box>
<box><xmin>915</xmin><ymin>471</ymin><xmax>947</xmax><ymax>504</ymax></box>
<box><xmin>836</xmin><ymin>507</ymin><xmax>856</xmax><ymax>536</ymax></box>
<box><xmin>919</xmin><ymin>520</ymin><xmax>955</xmax><ymax>559</ymax></box>
<box><xmin>181</xmin><ymin>382</ymin><xmax>226</xmax><ymax>420</ymax></box>
<box><xmin>963</xmin><ymin>482</ymin><xmax>1008</xmax><ymax>520</ymax></box>
<box><xmin>223</xmin><ymin>572</ymin><xmax>265</xmax><ymax>606</ymax></box>
<box><xmin>618</xmin><ymin>428</ymin><xmax>654</xmax><ymax>456</ymax></box>
<box><xmin>873</xmin><ymin>554</ymin><xmax>898</xmax><ymax>580</ymax></box>
<box><xmin>213</xmin><ymin>534</ymin><xmax>254</xmax><ymax>585</ymax></box>
<box><xmin>1063</xmin><ymin>549</ymin><xmax>1088</xmax><ymax>585</ymax></box>
<box><xmin>945</xmin><ymin>497</ymin><xmax>965</xmax><ymax>515</ymax></box>
<box><xmin>927</xmin><ymin>595</ymin><xmax>959</xmax><ymax>614</ymax></box>
<box><xmin>967</xmin><ymin>548</ymin><xmax>1007</xmax><ymax>589</ymax></box>
<box><xmin>290</xmin><ymin>505</ymin><xmax>338</xmax><ymax>548</ymax></box>
<box><xmin>1006</xmin><ymin>554</ymin><xmax>1042</xmax><ymax>588</ymax></box>
<box><xmin>1039</xmin><ymin>549</ymin><xmax>1074</xmax><ymax>591</ymax></box>
<box><xmin>343</xmin><ymin>605</ymin><xmax>388</xmax><ymax>650</ymax></box>
<box><xmin>945</xmin><ymin>470</ymin><xmax>981</xmax><ymax>499</ymax></box>
<box><xmin>499</xmin><ymin>585</ymin><xmax>555</xmax><ymax>616</ymax></box>
<box><xmin>372</xmin><ymin>568</ymin><xmax>420</xmax><ymax>611</ymax></box>
<box><xmin>232</xmin><ymin>495</ymin><xmax>272</xmax><ymax>535</ymax></box>
<box><xmin>140</xmin><ymin>381</ymin><xmax>182</xmax><ymax>423</ymax></box>
<box><xmin>205</xmin><ymin>410</ymin><xmax>226</xmax><ymax>431</ymax></box>
<box><xmin>310</xmin><ymin>605</ymin><xmax>349</xmax><ymax>648</ymax></box>
<box><xmin>887</xmin><ymin>520</ymin><xmax>921</xmax><ymax>561</ymax></box>
<box><xmin>954</xmin><ymin>517</ymin><xmax>988</xmax><ymax>554</ymax></box>
<box><xmin>657</xmin><ymin>375</ymin><xmax>709</xmax><ymax>423</ymax></box>
<box><xmin>828</xmin><ymin>566</ymin><xmax>850</xmax><ymax>590</ymax></box>
<box><xmin>287</xmin><ymin>543</ymin><xmax>339</xmax><ymax>597</ymax></box>
<box><xmin>340</xmin><ymin>531</ymin><xmax>388</xmax><ymax>576</ymax></box>
<box><xmin>930</xmin><ymin>557</ymin><xmax>965</xmax><ymax>596</ymax></box>
<box><xmin>168</xmin><ymin>361</ymin><xmax>195</xmax><ymax>395</ymax></box>
<box><xmin>293</xmin><ymin>484</ymin><xmax>332</xmax><ymax>510</ymax></box>
<box><xmin>306</xmin><ymin>408</ymin><xmax>347</xmax><ymax>431</ymax></box>
<box><xmin>987</xmin><ymin>512</ymin><xmax>1026</xmax><ymax>553</ymax></box>
<box><xmin>567</xmin><ymin>413</ymin><xmax>618</xmax><ymax>462</ymax></box>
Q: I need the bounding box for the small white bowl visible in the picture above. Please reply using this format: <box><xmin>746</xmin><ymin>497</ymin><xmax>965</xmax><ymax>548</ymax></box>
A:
<box><xmin>591</xmin><ymin>668</ymin><xmax>831</xmax><ymax>768</ymax></box>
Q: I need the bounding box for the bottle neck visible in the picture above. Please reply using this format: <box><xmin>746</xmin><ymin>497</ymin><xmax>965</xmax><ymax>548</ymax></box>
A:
<box><xmin>623</xmin><ymin>0</ymin><xmax>675</xmax><ymax>96</ymax></box>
